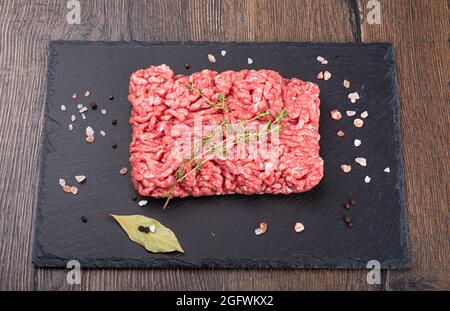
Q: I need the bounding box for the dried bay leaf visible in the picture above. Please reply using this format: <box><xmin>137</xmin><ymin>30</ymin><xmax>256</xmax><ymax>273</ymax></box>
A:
<box><xmin>111</xmin><ymin>214</ymin><xmax>184</xmax><ymax>253</ymax></box>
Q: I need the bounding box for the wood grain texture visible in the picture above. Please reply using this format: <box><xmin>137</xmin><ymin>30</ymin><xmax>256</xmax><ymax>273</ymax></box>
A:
<box><xmin>0</xmin><ymin>0</ymin><xmax>447</xmax><ymax>290</ymax></box>
<box><xmin>357</xmin><ymin>0</ymin><xmax>450</xmax><ymax>290</ymax></box>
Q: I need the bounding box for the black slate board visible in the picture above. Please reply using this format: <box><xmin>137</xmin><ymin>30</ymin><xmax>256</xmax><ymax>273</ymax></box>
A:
<box><xmin>33</xmin><ymin>41</ymin><xmax>409</xmax><ymax>269</ymax></box>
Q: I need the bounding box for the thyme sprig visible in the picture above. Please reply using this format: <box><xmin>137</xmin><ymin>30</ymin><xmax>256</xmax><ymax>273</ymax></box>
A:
<box><xmin>185</xmin><ymin>82</ymin><xmax>229</xmax><ymax>112</ymax></box>
<box><xmin>162</xmin><ymin>108</ymin><xmax>290</xmax><ymax>209</ymax></box>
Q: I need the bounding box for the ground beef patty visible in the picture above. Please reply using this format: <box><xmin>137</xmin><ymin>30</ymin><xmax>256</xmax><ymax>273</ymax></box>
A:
<box><xmin>128</xmin><ymin>65</ymin><xmax>323</xmax><ymax>198</ymax></box>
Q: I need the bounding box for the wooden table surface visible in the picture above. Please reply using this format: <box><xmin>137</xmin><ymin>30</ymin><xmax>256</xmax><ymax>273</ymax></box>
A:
<box><xmin>0</xmin><ymin>0</ymin><xmax>448</xmax><ymax>291</ymax></box>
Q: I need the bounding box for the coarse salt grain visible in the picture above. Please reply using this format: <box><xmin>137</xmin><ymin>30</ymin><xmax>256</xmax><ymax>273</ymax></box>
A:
<box><xmin>341</xmin><ymin>164</ymin><xmax>352</xmax><ymax>173</ymax></box>
<box><xmin>81</xmin><ymin>113</ymin><xmax>86</xmax><ymax>120</ymax></box>
<box><xmin>68</xmin><ymin>124</ymin><xmax>73</xmax><ymax>131</ymax></box>
<box><xmin>247</xmin><ymin>57</ymin><xmax>253</xmax><ymax>65</ymax></box>
<box><xmin>365</xmin><ymin>176</ymin><xmax>371</xmax><ymax>183</ymax></box>
<box><xmin>101</xmin><ymin>109</ymin><xmax>107</xmax><ymax>115</ymax></box>
<box><xmin>61</xmin><ymin>105</ymin><xmax>66</xmax><ymax>111</ymax></box>
<box><xmin>317</xmin><ymin>56</ymin><xmax>325</xmax><ymax>62</ymax></box>
<box><xmin>86</xmin><ymin>126</ymin><xmax>94</xmax><ymax>136</ymax></box>
<box><xmin>119</xmin><ymin>167</ymin><xmax>128</xmax><ymax>175</ymax></box>
<box><xmin>330</xmin><ymin>109</ymin><xmax>342</xmax><ymax>120</ymax></box>
<box><xmin>354</xmin><ymin>118</ymin><xmax>364</xmax><ymax>128</ymax></box>
<box><xmin>221</xmin><ymin>50</ymin><xmax>227</xmax><ymax>56</ymax></box>
<box><xmin>323</xmin><ymin>71</ymin><xmax>332</xmax><ymax>80</ymax></box>
<box><xmin>77</xmin><ymin>104</ymin><xmax>83</xmax><ymax>109</ymax></box>
<box><xmin>348</xmin><ymin>92</ymin><xmax>360</xmax><ymax>103</ymax></box>
<box><xmin>354</xmin><ymin>139</ymin><xmax>361</xmax><ymax>147</ymax></box>
<box><xmin>337</xmin><ymin>130</ymin><xmax>345</xmax><ymax>137</ymax></box>
<box><xmin>294</xmin><ymin>222</ymin><xmax>305</xmax><ymax>233</ymax></box>
<box><xmin>72</xmin><ymin>93</ymin><xmax>77</xmax><ymax>99</ymax></box>
<box><xmin>75</xmin><ymin>175</ymin><xmax>86</xmax><ymax>183</ymax></box>
<box><xmin>384</xmin><ymin>167</ymin><xmax>391</xmax><ymax>173</ymax></box>
<box><xmin>355</xmin><ymin>157</ymin><xmax>367</xmax><ymax>167</ymax></box>
<box><xmin>71</xmin><ymin>114</ymin><xmax>76</xmax><ymax>122</ymax></box>
<box><xmin>63</xmin><ymin>185</ymin><xmax>72</xmax><ymax>193</ymax></box>
<box><xmin>317</xmin><ymin>71</ymin><xmax>324</xmax><ymax>79</ymax></box>
<box><xmin>138</xmin><ymin>200</ymin><xmax>148</xmax><ymax>207</ymax></box>
<box><xmin>254</xmin><ymin>228</ymin><xmax>263</xmax><ymax>236</ymax></box>
<box><xmin>84</xmin><ymin>90</ymin><xmax>90</xmax><ymax>97</ymax></box>
<box><xmin>149</xmin><ymin>224</ymin><xmax>156</xmax><ymax>233</ymax></box>
<box><xmin>79</xmin><ymin>107</ymin><xmax>88</xmax><ymax>113</ymax></box>
<box><xmin>100</xmin><ymin>130</ymin><xmax>106</xmax><ymax>136</ymax></box>
<box><xmin>343</xmin><ymin>80</ymin><xmax>350</xmax><ymax>88</ymax></box>
<box><xmin>70</xmin><ymin>186</ymin><xmax>78</xmax><ymax>195</ymax></box>
<box><xmin>208</xmin><ymin>54</ymin><xmax>216</xmax><ymax>63</ymax></box>
<box><xmin>361</xmin><ymin>111</ymin><xmax>368</xmax><ymax>118</ymax></box>
<box><xmin>85</xmin><ymin>135</ymin><xmax>94</xmax><ymax>143</ymax></box>
<box><xmin>59</xmin><ymin>178</ymin><xmax>66</xmax><ymax>187</ymax></box>
<box><xmin>346</xmin><ymin>110</ymin><xmax>356</xmax><ymax>117</ymax></box>
<box><xmin>259</xmin><ymin>222</ymin><xmax>268</xmax><ymax>234</ymax></box>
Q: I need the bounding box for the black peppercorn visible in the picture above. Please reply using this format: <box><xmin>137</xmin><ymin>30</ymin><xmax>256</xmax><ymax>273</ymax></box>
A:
<box><xmin>344</xmin><ymin>216</ymin><xmax>352</xmax><ymax>224</ymax></box>
<box><xmin>144</xmin><ymin>227</ymin><xmax>150</xmax><ymax>233</ymax></box>
<box><xmin>90</xmin><ymin>102</ymin><xmax>97</xmax><ymax>110</ymax></box>
<box><xmin>350</xmin><ymin>199</ymin><xmax>356</xmax><ymax>206</ymax></box>
<box><xmin>184</xmin><ymin>63</ymin><xmax>190</xmax><ymax>69</ymax></box>
<box><xmin>138</xmin><ymin>225</ymin><xmax>145</xmax><ymax>232</ymax></box>
<box><xmin>344</xmin><ymin>202</ymin><xmax>351</xmax><ymax>209</ymax></box>
<box><xmin>347</xmin><ymin>222</ymin><xmax>353</xmax><ymax>228</ymax></box>
<box><xmin>81</xmin><ymin>216</ymin><xmax>88</xmax><ymax>223</ymax></box>
<box><xmin>112</xmin><ymin>143</ymin><xmax>117</xmax><ymax>149</ymax></box>
<box><xmin>108</xmin><ymin>96</ymin><xmax>114</xmax><ymax>100</ymax></box>
<box><xmin>131</xmin><ymin>194</ymin><xmax>137</xmax><ymax>201</ymax></box>
<box><xmin>112</xmin><ymin>119</ymin><xmax>117</xmax><ymax>125</ymax></box>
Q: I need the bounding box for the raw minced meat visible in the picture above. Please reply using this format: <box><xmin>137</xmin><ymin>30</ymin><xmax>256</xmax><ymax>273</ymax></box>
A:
<box><xmin>128</xmin><ymin>65</ymin><xmax>323</xmax><ymax>198</ymax></box>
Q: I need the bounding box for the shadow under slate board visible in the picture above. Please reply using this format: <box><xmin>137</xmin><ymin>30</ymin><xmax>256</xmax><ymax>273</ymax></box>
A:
<box><xmin>33</xmin><ymin>41</ymin><xmax>409</xmax><ymax>269</ymax></box>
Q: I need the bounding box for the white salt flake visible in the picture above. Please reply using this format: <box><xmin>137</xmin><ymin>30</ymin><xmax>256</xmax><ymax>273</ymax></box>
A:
<box><xmin>355</xmin><ymin>157</ymin><xmax>367</xmax><ymax>167</ymax></box>
<box><xmin>294</xmin><ymin>222</ymin><xmax>305</xmax><ymax>233</ymax></box>
<box><xmin>71</xmin><ymin>93</ymin><xmax>77</xmax><ymax>99</ymax></box>
<box><xmin>77</xmin><ymin>104</ymin><xmax>83</xmax><ymax>109</ymax></box>
<box><xmin>346</xmin><ymin>110</ymin><xmax>356</xmax><ymax>117</ymax></box>
<box><xmin>71</xmin><ymin>114</ymin><xmax>76</xmax><ymax>122</ymax></box>
<box><xmin>247</xmin><ymin>57</ymin><xmax>253</xmax><ymax>65</ymax></box>
<box><xmin>138</xmin><ymin>200</ymin><xmax>148</xmax><ymax>207</ymax></box>
<box><xmin>70</xmin><ymin>186</ymin><xmax>78</xmax><ymax>195</ymax></box>
<box><xmin>68</xmin><ymin>124</ymin><xmax>73</xmax><ymax>131</ymax></box>
<box><xmin>84</xmin><ymin>90</ymin><xmax>90</xmax><ymax>97</ymax></box>
<box><xmin>79</xmin><ymin>106</ymin><xmax>88</xmax><ymax>113</ymax></box>
<box><xmin>75</xmin><ymin>175</ymin><xmax>86</xmax><ymax>183</ymax></box>
<box><xmin>384</xmin><ymin>167</ymin><xmax>391</xmax><ymax>173</ymax></box>
<box><xmin>149</xmin><ymin>224</ymin><xmax>156</xmax><ymax>233</ymax></box>
<box><xmin>221</xmin><ymin>50</ymin><xmax>227</xmax><ymax>56</ymax></box>
<box><xmin>354</xmin><ymin>139</ymin><xmax>361</xmax><ymax>147</ymax></box>
<box><xmin>317</xmin><ymin>56</ymin><xmax>325</xmax><ymax>62</ymax></box>
<box><xmin>254</xmin><ymin>228</ymin><xmax>263</xmax><ymax>236</ymax></box>
<box><xmin>348</xmin><ymin>92</ymin><xmax>360</xmax><ymax>103</ymax></box>
<box><xmin>61</xmin><ymin>105</ymin><xmax>66</xmax><ymax>111</ymax></box>
<box><xmin>361</xmin><ymin>111</ymin><xmax>368</xmax><ymax>118</ymax></box>
<box><xmin>58</xmin><ymin>178</ymin><xmax>66</xmax><ymax>187</ymax></box>
<box><xmin>208</xmin><ymin>54</ymin><xmax>216</xmax><ymax>63</ymax></box>
<box><xmin>86</xmin><ymin>126</ymin><xmax>94</xmax><ymax>136</ymax></box>
<box><xmin>81</xmin><ymin>113</ymin><xmax>86</xmax><ymax>120</ymax></box>
<box><xmin>365</xmin><ymin>176</ymin><xmax>371</xmax><ymax>183</ymax></box>
<box><xmin>100</xmin><ymin>130</ymin><xmax>106</xmax><ymax>137</ymax></box>
<box><xmin>101</xmin><ymin>109</ymin><xmax>107</xmax><ymax>115</ymax></box>
<box><xmin>323</xmin><ymin>71</ymin><xmax>332</xmax><ymax>80</ymax></box>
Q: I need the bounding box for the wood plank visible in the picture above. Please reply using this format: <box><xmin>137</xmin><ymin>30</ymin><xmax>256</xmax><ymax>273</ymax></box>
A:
<box><xmin>358</xmin><ymin>0</ymin><xmax>450</xmax><ymax>290</ymax></box>
<box><xmin>0</xmin><ymin>0</ymin><xmax>379</xmax><ymax>290</ymax></box>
